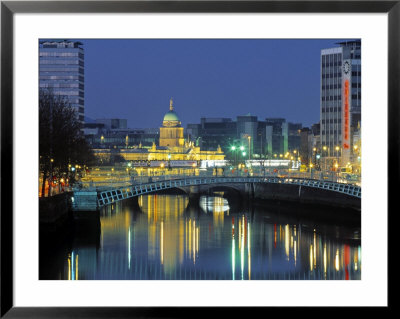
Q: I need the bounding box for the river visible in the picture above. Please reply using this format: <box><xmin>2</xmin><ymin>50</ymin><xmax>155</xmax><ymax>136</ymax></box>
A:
<box><xmin>39</xmin><ymin>193</ymin><xmax>361</xmax><ymax>280</ymax></box>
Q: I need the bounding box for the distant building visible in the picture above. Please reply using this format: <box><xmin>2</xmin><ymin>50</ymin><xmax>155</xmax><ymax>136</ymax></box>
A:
<box><xmin>237</xmin><ymin>114</ymin><xmax>258</xmax><ymax>157</ymax></box>
<box><xmin>299</xmin><ymin>127</ymin><xmax>311</xmax><ymax>164</ymax></box>
<box><xmin>39</xmin><ymin>40</ymin><xmax>85</xmax><ymax>123</ymax></box>
<box><xmin>320</xmin><ymin>40</ymin><xmax>361</xmax><ymax>166</ymax></box>
<box><xmin>187</xmin><ymin>118</ymin><xmax>236</xmax><ymax>154</ymax></box>
<box><xmin>92</xmin><ymin>99</ymin><xmax>225</xmax><ymax>169</ymax></box>
<box><xmin>288</xmin><ymin>123</ymin><xmax>302</xmax><ymax>151</ymax></box>
<box><xmin>186</xmin><ymin>115</ymin><xmax>303</xmax><ymax>161</ymax></box>
<box><xmin>95</xmin><ymin>118</ymin><xmax>128</xmax><ymax>130</ymax></box>
<box><xmin>159</xmin><ymin>99</ymin><xmax>184</xmax><ymax>147</ymax></box>
<box><xmin>265</xmin><ymin>118</ymin><xmax>288</xmax><ymax>157</ymax></box>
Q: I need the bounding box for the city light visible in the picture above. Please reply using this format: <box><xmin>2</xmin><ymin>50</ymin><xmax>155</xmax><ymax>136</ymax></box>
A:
<box><xmin>38</xmin><ymin>39</ymin><xmax>362</xmax><ymax>282</ymax></box>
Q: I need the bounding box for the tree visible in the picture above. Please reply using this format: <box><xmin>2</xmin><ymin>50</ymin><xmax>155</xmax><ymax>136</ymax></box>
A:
<box><xmin>39</xmin><ymin>89</ymin><xmax>95</xmax><ymax>197</ymax></box>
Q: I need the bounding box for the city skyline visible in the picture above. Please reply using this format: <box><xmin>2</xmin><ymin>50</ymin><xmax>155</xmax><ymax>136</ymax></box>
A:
<box><xmin>77</xmin><ymin>39</ymin><xmax>354</xmax><ymax>128</ymax></box>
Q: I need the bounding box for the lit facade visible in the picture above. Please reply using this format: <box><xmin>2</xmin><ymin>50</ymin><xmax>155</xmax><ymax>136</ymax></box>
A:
<box><xmin>39</xmin><ymin>40</ymin><xmax>85</xmax><ymax>123</ymax></box>
<box><xmin>320</xmin><ymin>40</ymin><xmax>361</xmax><ymax>166</ymax></box>
<box><xmin>159</xmin><ymin>99</ymin><xmax>185</xmax><ymax>147</ymax></box>
<box><xmin>93</xmin><ymin>99</ymin><xmax>225</xmax><ymax>166</ymax></box>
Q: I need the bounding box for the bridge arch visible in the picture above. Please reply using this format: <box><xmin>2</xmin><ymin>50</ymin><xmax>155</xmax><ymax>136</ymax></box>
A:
<box><xmin>71</xmin><ymin>176</ymin><xmax>361</xmax><ymax>212</ymax></box>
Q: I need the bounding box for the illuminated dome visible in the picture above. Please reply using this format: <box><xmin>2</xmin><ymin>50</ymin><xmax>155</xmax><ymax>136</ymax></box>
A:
<box><xmin>163</xmin><ymin>111</ymin><xmax>180</xmax><ymax>122</ymax></box>
<box><xmin>162</xmin><ymin>98</ymin><xmax>181</xmax><ymax>127</ymax></box>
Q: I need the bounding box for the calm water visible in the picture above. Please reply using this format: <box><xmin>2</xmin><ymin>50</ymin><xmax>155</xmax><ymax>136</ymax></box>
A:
<box><xmin>40</xmin><ymin>194</ymin><xmax>361</xmax><ymax>280</ymax></box>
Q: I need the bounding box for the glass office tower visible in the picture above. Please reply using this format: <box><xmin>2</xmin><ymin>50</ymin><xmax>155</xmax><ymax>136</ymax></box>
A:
<box><xmin>39</xmin><ymin>40</ymin><xmax>85</xmax><ymax>123</ymax></box>
<box><xmin>320</xmin><ymin>40</ymin><xmax>361</xmax><ymax>166</ymax></box>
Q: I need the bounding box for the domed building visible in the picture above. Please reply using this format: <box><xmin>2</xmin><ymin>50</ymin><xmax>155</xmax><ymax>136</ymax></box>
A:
<box><xmin>159</xmin><ymin>98</ymin><xmax>184</xmax><ymax>147</ymax></box>
<box><xmin>94</xmin><ymin>98</ymin><xmax>225</xmax><ymax>174</ymax></box>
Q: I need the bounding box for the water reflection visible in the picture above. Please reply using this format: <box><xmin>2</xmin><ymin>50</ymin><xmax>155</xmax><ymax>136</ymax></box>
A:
<box><xmin>56</xmin><ymin>194</ymin><xmax>361</xmax><ymax>280</ymax></box>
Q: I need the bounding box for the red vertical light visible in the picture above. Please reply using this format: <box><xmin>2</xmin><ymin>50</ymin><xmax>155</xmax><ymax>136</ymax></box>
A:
<box><xmin>344</xmin><ymin>245</ymin><xmax>350</xmax><ymax>280</ymax></box>
<box><xmin>343</xmin><ymin>79</ymin><xmax>350</xmax><ymax>149</ymax></box>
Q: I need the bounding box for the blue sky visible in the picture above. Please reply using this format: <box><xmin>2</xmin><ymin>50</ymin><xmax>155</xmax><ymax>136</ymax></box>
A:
<box><xmin>82</xmin><ymin>39</ymin><xmax>349</xmax><ymax>128</ymax></box>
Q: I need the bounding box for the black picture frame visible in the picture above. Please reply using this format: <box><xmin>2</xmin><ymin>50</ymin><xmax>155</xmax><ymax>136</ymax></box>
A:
<box><xmin>1</xmin><ymin>0</ymin><xmax>395</xmax><ymax>317</ymax></box>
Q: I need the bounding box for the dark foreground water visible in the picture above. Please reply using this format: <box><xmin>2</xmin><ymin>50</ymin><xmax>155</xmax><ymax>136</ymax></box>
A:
<box><xmin>40</xmin><ymin>193</ymin><xmax>361</xmax><ymax>280</ymax></box>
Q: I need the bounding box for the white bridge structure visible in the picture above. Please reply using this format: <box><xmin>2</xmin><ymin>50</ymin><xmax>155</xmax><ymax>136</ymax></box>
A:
<box><xmin>71</xmin><ymin>173</ymin><xmax>361</xmax><ymax>211</ymax></box>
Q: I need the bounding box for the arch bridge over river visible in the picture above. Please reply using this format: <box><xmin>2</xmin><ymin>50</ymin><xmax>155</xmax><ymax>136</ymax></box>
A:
<box><xmin>71</xmin><ymin>174</ymin><xmax>361</xmax><ymax>212</ymax></box>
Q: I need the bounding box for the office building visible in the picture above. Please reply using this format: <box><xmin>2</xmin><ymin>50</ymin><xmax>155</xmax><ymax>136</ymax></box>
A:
<box><xmin>187</xmin><ymin>118</ymin><xmax>236</xmax><ymax>153</ymax></box>
<box><xmin>95</xmin><ymin>118</ymin><xmax>128</xmax><ymax>130</ymax></box>
<box><xmin>39</xmin><ymin>40</ymin><xmax>85</xmax><ymax>123</ymax></box>
<box><xmin>320</xmin><ymin>40</ymin><xmax>361</xmax><ymax>166</ymax></box>
<box><xmin>265</xmin><ymin>118</ymin><xmax>288</xmax><ymax>157</ymax></box>
<box><xmin>288</xmin><ymin>122</ymin><xmax>302</xmax><ymax>152</ymax></box>
<box><xmin>236</xmin><ymin>114</ymin><xmax>258</xmax><ymax>157</ymax></box>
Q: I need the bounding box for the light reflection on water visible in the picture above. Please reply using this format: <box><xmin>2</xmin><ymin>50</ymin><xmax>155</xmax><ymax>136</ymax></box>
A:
<box><xmin>60</xmin><ymin>194</ymin><xmax>361</xmax><ymax>280</ymax></box>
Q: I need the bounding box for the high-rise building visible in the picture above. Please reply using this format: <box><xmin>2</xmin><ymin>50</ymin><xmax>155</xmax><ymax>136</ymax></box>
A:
<box><xmin>320</xmin><ymin>40</ymin><xmax>361</xmax><ymax>166</ymax></box>
<box><xmin>39</xmin><ymin>40</ymin><xmax>85</xmax><ymax>123</ymax></box>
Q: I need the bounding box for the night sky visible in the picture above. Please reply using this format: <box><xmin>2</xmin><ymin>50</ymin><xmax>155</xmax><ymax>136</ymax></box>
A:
<box><xmin>81</xmin><ymin>39</ymin><xmax>348</xmax><ymax>128</ymax></box>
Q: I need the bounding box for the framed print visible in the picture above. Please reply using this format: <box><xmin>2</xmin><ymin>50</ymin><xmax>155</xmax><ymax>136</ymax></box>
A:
<box><xmin>1</xmin><ymin>0</ymin><xmax>395</xmax><ymax>317</ymax></box>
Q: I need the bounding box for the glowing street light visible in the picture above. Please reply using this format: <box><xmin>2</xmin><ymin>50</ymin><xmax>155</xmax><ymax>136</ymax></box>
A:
<box><xmin>247</xmin><ymin>135</ymin><xmax>251</xmax><ymax>160</ymax></box>
<box><xmin>231</xmin><ymin>145</ymin><xmax>238</xmax><ymax>166</ymax></box>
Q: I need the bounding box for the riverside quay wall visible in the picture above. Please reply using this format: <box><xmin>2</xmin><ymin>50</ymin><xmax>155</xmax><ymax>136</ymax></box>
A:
<box><xmin>250</xmin><ymin>182</ymin><xmax>360</xmax><ymax>211</ymax></box>
<box><xmin>39</xmin><ymin>192</ymin><xmax>72</xmax><ymax>232</ymax></box>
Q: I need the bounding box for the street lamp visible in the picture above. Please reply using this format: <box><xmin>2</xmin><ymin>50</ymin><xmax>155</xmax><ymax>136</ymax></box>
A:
<box><xmin>322</xmin><ymin>145</ymin><xmax>330</xmax><ymax>171</ymax></box>
<box><xmin>335</xmin><ymin>145</ymin><xmax>341</xmax><ymax>169</ymax></box>
<box><xmin>231</xmin><ymin>145</ymin><xmax>237</xmax><ymax>166</ymax></box>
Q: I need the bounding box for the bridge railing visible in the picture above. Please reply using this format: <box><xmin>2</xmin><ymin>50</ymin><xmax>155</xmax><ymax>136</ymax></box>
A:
<box><xmin>76</xmin><ymin>169</ymin><xmax>360</xmax><ymax>191</ymax></box>
<box><xmin>92</xmin><ymin>175</ymin><xmax>361</xmax><ymax>208</ymax></box>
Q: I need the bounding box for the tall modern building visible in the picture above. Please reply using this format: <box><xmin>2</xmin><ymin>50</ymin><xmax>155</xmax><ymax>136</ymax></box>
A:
<box><xmin>39</xmin><ymin>40</ymin><xmax>85</xmax><ymax>123</ymax></box>
<box><xmin>320</xmin><ymin>40</ymin><xmax>361</xmax><ymax>166</ymax></box>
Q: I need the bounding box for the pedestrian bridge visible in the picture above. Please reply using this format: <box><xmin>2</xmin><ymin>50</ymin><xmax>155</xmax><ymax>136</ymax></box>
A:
<box><xmin>71</xmin><ymin>176</ymin><xmax>361</xmax><ymax>211</ymax></box>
